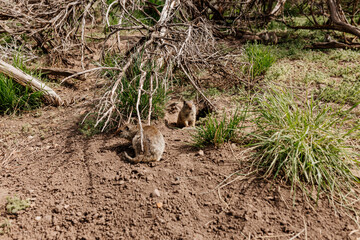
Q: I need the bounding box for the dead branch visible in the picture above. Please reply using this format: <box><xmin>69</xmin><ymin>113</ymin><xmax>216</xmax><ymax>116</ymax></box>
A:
<box><xmin>327</xmin><ymin>0</ymin><xmax>360</xmax><ymax>38</ymax></box>
<box><xmin>0</xmin><ymin>59</ymin><xmax>63</xmax><ymax>106</ymax></box>
<box><xmin>93</xmin><ymin>0</ymin><xmax>227</xmax><ymax>131</ymax></box>
<box><xmin>306</xmin><ymin>41</ymin><xmax>360</xmax><ymax>49</ymax></box>
<box><xmin>30</xmin><ymin>67</ymin><xmax>86</xmax><ymax>80</ymax></box>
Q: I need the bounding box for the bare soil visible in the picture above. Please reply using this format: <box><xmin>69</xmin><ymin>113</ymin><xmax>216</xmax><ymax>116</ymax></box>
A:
<box><xmin>1</xmin><ymin>72</ymin><xmax>360</xmax><ymax>240</ymax></box>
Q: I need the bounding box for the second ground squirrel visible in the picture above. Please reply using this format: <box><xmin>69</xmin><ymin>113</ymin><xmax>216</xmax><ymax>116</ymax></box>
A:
<box><xmin>177</xmin><ymin>100</ymin><xmax>196</xmax><ymax>128</ymax></box>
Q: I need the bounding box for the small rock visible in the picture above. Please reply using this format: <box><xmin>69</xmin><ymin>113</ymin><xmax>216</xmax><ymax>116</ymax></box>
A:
<box><xmin>146</xmin><ymin>175</ymin><xmax>154</xmax><ymax>181</ymax></box>
<box><xmin>64</xmin><ymin>204</ymin><xmax>70</xmax><ymax>209</ymax></box>
<box><xmin>35</xmin><ymin>216</ymin><xmax>42</xmax><ymax>221</ymax></box>
<box><xmin>157</xmin><ymin>217</ymin><xmax>165</xmax><ymax>224</ymax></box>
<box><xmin>119</xmin><ymin>180</ymin><xmax>125</xmax><ymax>185</ymax></box>
<box><xmin>156</xmin><ymin>202</ymin><xmax>163</xmax><ymax>208</ymax></box>
<box><xmin>196</xmin><ymin>150</ymin><xmax>205</xmax><ymax>156</ymax></box>
<box><xmin>151</xmin><ymin>189</ymin><xmax>161</xmax><ymax>197</ymax></box>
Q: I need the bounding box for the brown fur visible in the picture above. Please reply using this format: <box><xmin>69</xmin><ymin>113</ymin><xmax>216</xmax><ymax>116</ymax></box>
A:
<box><xmin>177</xmin><ymin>100</ymin><xmax>196</xmax><ymax>128</ymax></box>
<box><xmin>117</xmin><ymin>125</ymin><xmax>165</xmax><ymax>163</ymax></box>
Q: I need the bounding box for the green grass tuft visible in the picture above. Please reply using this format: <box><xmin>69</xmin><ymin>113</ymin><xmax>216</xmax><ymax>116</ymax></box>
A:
<box><xmin>6</xmin><ymin>196</ymin><xmax>30</xmax><ymax>214</ymax></box>
<box><xmin>0</xmin><ymin>219</ymin><xmax>10</xmax><ymax>235</ymax></box>
<box><xmin>250</xmin><ymin>88</ymin><xmax>360</xmax><ymax>202</ymax></box>
<box><xmin>0</xmin><ymin>74</ymin><xmax>43</xmax><ymax>114</ymax></box>
<box><xmin>192</xmin><ymin>108</ymin><xmax>248</xmax><ymax>148</ymax></box>
<box><xmin>103</xmin><ymin>53</ymin><xmax>169</xmax><ymax>124</ymax></box>
<box><xmin>244</xmin><ymin>43</ymin><xmax>277</xmax><ymax>79</ymax></box>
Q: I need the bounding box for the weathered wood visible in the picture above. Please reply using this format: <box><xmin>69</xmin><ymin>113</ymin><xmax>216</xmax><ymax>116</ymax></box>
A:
<box><xmin>327</xmin><ymin>0</ymin><xmax>360</xmax><ymax>38</ymax></box>
<box><xmin>0</xmin><ymin>59</ymin><xmax>63</xmax><ymax>106</ymax></box>
<box><xmin>306</xmin><ymin>41</ymin><xmax>360</xmax><ymax>49</ymax></box>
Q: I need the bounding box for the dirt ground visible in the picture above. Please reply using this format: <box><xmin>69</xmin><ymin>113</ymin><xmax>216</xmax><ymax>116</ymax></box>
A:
<box><xmin>1</xmin><ymin>73</ymin><xmax>360</xmax><ymax>240</ymax></box>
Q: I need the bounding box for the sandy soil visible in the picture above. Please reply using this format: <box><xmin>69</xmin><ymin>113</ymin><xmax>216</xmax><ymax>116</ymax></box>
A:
<box><xmin>0</xmin><ymin>74</ymin><xmax>360</xmax><ymax>240</ymax></box>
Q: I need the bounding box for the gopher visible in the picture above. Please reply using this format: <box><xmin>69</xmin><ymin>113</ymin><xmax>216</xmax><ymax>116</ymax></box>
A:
<box><xmin>177</xmin><ymin>100</ymin><xmax>196</xmax><ymax>128</ymax></box>
<box><xmin>117</xmin><ymin>124</ymin><xmax>165</xmax><ymax>163</ymax></box>
<box><xmin>259</xmin><ymin>31</ymin><xmax>278</xmax><ymax>45</ymax></box>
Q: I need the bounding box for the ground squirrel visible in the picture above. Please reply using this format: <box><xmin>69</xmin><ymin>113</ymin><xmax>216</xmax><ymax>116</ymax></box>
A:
<box><xmin>117</xmin><ymin>124</ymin><xmax>165</xmax><ymax>163</ymax></box>
<box><xmin>259</xmin><ymin>31</ymin><xmax>278</xmax><ymax>45</ymax></box>
<box><xmin>177</xmin><ymin>100</ymin><xmax>196</xmax><ymax>128</ymax></box>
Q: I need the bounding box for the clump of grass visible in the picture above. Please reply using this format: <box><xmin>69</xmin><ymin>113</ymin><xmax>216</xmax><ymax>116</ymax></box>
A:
<box><xmin>251</xmin><ymin>88</ymin><xmax>360</xmax><ymax>202</ymax></box>
<box><xmin>192</xmin><ymin>108</ymin><xmax>248</xmax><ymax>148</ymax></box>
<box><xmin>244</xmin><ymin>43</ymin><xmax>277</xmax><ymax>79</ymax></box>
<box><xmin>0</xmin><ymin>219</ymin><xmax>10</xmax><ymax>235</ymax></box>
<box><xmin>318</xmin><ymin>81</ymin><xmax>360</xmax><ymax>105</ymax></box>
<box><xmin>103</xmin><ymin>53</ymin><xmax>169</xmax><ymax>122</ymax></box>
<box><xmin>79</xmin><ymin>113</ymin><xmax>105</xmax><ymax>137</ymax></box>
<box><xmin>0</xmin><ymin>74</ymin><xmax>43</xmax><ymax>114</ymax></box>
<box><xmin>6</xmin><ymin>196</ymin><xmax>30</xmax><ymax>214</ymax></box>
<box><xmin>0</xmin><ymin>54</ymin><xmax>45</xmax><ymax>114</ymax></box>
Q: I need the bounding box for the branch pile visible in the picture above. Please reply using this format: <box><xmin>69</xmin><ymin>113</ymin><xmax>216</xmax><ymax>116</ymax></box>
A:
<box><xmin>94</xmin><ymin>0</ymin><xmax>234</xmax><ymax>130</ymax></box>
<box><xmin>0</xmin><ymin>0</ymin><xmax>98</xmax><ymax>67</ymax></box>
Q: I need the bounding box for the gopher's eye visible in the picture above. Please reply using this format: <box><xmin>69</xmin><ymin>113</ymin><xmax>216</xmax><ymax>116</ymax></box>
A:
<box><xmin>125</xmin><ymin>126</ymin><xmax>129</xmax><ymax>130</ymax></box>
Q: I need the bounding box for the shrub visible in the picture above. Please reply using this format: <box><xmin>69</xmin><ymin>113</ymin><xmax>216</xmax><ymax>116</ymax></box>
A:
<box><xmin>251</xmin><ymin>88</ymin><xmax>360</xmax><ymax>202</ymax></box>
<box><xmin>103</xmin><ymin>54</ymin><xmax>169</xmax><ymax>123</ymax></box>
<box><xmin>192</xmin><ymin>108</ymin><xmax>248</xmax><ymax>148</ymax></box>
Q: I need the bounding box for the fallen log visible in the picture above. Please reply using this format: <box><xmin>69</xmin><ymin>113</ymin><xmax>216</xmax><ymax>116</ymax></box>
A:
<box><xmin>306</xmin><ymin>41</ymin><xmax>360</xmax><ymax>49</ymax></box>
<box><xmin>0</xmin><ymin>59</ymin><xmax>63</xmax><ymax>106</ymax></box>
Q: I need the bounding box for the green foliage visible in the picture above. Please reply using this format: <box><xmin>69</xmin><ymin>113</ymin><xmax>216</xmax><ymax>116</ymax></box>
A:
<box><xmin>244</xmin><ymin>43</ymin><xmax>277</xmax><ymax>79</ymax></box>
<box><xmin>0</xmin><ymin>54</ymin><xmax>46</xmax><ymax>114</ymax></box>
<box><xmin>0</xmin><ymin>74</ymin><xmax>43</xmax><ymax>114</ymax></box>
<box><xmin>0</xmin><ymin>219</ymin><xmax>10</xmax><ymax>235</ymax></box>
<box><xmin>126</xmin><ymin>0</ymin><xmax>164</xmax><ymax>26</ymax></box>
<box><xmin>103</xmin><ymin>53</ymin><xmax>169</xmax><ymax>122</ymax></box>
<box><xmin>250</xmin><ymin>88</ymin><xmax>360</xmax><ymax>201</ymax></box>
<box><xmin>318</xmin><ymin>81</ymin><xmax>360</xmax><ymax>105</ymax></box>
<box><xmin>79</xmin><ymin>113</ymin><xmax>104</xmax><ymax>137</ymax></box>
<box><xmin>192</xmin><ymin>108</ymin><xmax>248</xmax><ymax>148</ymax></box>
<box><xmin>6</xmin><ymin>196</ymin><xmax>30</xmax><ymax>214</ymax></box>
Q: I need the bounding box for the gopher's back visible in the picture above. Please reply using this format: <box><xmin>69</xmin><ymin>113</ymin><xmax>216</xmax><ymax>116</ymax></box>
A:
<box><xmin>128</xmin><ymin>125</ymin><xmax>165</xmax><ymax>162</ymax></box>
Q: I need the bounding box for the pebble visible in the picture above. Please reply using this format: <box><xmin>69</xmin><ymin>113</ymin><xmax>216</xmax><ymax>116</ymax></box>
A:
<box><xmin>196</xmin><ymin>150</ymin><xmax>205</xmax><ymax>156</ymax></box>
<box><xmin>35</xmin><ymin>216</ymin><xmax>42</xmax><ymax>221</ymax></box>
<box><xmin>151</xmin><ymin>189</ymin><xmax>161</xmax><ymax>197</ymax></box>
